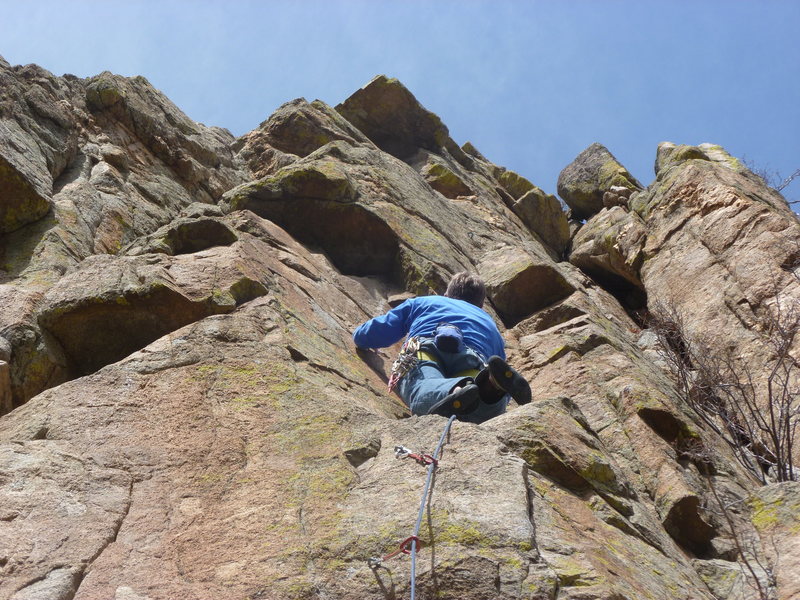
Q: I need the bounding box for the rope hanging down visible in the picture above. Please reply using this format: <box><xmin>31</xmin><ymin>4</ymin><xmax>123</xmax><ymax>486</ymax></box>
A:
<box><xmin>368</xmin><ymin>415</ymin><xmax>457</xmax><ymax>600</ymax></box>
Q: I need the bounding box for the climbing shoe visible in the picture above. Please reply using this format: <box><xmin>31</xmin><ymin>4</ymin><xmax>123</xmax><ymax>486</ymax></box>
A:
<box><xmin>427</xmin><ymin>384</ymin><xmax>480</xmax><ymax>417</ymax></box>
<box><xmin>484</xmin><ymin>356</ymin><xmax>531</xmax><ymax>405</ymax></box>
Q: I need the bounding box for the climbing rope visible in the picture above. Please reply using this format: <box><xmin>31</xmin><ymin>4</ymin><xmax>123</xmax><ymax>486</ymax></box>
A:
<box><xmin>368</xmin><ymin>414</ymin><xmax>457</xmax><ymax>600</ymax></box>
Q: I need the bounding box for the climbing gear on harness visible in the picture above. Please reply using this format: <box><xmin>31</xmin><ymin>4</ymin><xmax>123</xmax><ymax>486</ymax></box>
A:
<box><xmin>368</xmin><ymin>415</ymin><xmax>457</xmax><ymax>600</ymax></box>
<box><xmin>395</xmin><ymin>445</ymin><xmax>438</xmax><ymax>466</ymax></box>
<box><xmin>388</xmin><ymin>337</ymin><xmax>421</xmax><ymax>392</ymax></box>
<box><xmin>480</xmin><ymin>355</ymin><xmax>532</xmax><ymax>405</ymax></box>
<box><xmin>427</xmin><ymin>383</ymin><xmax>480</xmax><ymax>417</ymax></box>
<box><xmin>433</xmin><ymin>322</ymin><xmax>465</xmax><ymax>354</ymax></box>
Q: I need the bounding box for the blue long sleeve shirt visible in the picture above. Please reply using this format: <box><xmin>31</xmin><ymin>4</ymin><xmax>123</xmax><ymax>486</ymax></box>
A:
<box><xmin>353</xmin><ymin>296</ymin><xmax>505</xmax><ymax>360</ymax></box>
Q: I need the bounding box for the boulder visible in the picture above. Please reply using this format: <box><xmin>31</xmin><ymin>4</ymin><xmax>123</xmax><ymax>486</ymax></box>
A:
<box><xmin>222</xmin><ymin>145</ymin><xmax>400</xmax><ymax>278</ymax></box>
<box><xmin>0</xmin><ymin>285</ymin><xmax>68</xmax><ymax>412</ymax></box>
<box><xmin>654</xmin><ymin>141</ymin><xmax>747</xmax><ymax>177</ymax></box>
<box><xmin>0</xmin><ymin>61</ymin><xmax>82</xmax><ymax>234</ymax></box>
<box><xmin>461</xmin><ymin>140</ymin><xmax>488</xmax><ymax>161</ymax></box>
<box><xmin>602</xmin><ymin>185</ymin><xmax>634</xmax><ymax>209</ymax></box>
<box><xmin>223</xmin><ymin>140</ymin><xmax>500</xmax><ymax>295</ymax></box>
<box><xmin>693</xmin><ymin>559</ymin><xmax>771</xmax><ymax>600</ymax></box>
<box><xmin>557</xmin><ymin>143</ymin><xmax>642</xmax><ymax>221</ymax></box>
<box><xmin>0</xmin><ymin>63</ymin><xmax>248</xmax><ymax>295</ymax></box>
<box><xmin>569</xmin><ymin>206</ymin><xmax>647</xmax><ymax>309</ymax></box>
<box><xmin>0</xmin><ymin>62</ymin><xmax>80</xmax><ymax>193</ymax></box>
<box><xmin>420</xmin><ymin>157</ymin><xmax>473</xmax><ymax>198</ymax></box>
<box><xmin>0</xmin><ymin>152</ymin><xmax>51</xmax><ymax>233</ymax></box>
<box><xmin>336</xmin><ymin>75</ymin><xmax>471</xmax><ymax>167</ymax></box>
<box><xmin>123</xmin><ymin>215</ymin><xmax>240</xmax><ymax>256</ymax></box>
<box><xmin>250</xmin><ymin>98</ymin><xmax>373</xmax><ymax>158</ymax></box>
<box><xmin>510</xmin><ymin>187</ymin><xmax>570</xmax><ymax>257</ymax></box>
<box><xmin>479</xmin><ymin>246</ymin><xmax>576</xmax><ymax>326</ymax></box>
<box><xmin>495</xmin><ymin>397</ymin><xmax>634</xmax><ymax>503</ymax></box>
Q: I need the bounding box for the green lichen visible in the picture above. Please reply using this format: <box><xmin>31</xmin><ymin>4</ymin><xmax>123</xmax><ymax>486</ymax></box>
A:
<box><xmin>273</xmin><ymin>413</ymin><xmax>347</xmax><ymax>456</ymax></box>
<box><xmin>699</xmin><ymin>144</ymin><xmax>745</xmax><ymax>171</ymax></box>
<box><xmin>598</xmin><ymin>159</ymin><xmax>637</xmax><ymax>192</ymax></box>
<box><xmin>749</xmin><ymin>496</ymin><xmax>782</xmax><ymax>531</ymax></box>
<box><xmin>498</xmin><ymin>169</ymin><xmax>535</xmax><ymax>200</ymax></box>
<box><xmin>423</xmin><ymin>162</ymin><xmax>472</xmax><ymax>198</ymax></box>
<box><xmin>502</xmin><ymin>555</ymin><xmax>524</xmax><ymax>570</ymax></box>
<box><xmin>191</xmin><ymin>360</ymin><xmax>300</xmax><ymax>403</ymax></box>
<box><xmin>577</xmin><ymin>452</ymin><xmax>618</xmax><ymax>488</ymax></box>
<box><xmin>197</xmin><ymin>472</ymin><xmax>223</xmax><ymax>485</ymax></box>
<box><xmin>283</xmin><ymin>579</ymin><xmax>315</xmax><ymax>599</ymax></box>
<box><xmin>667</xmin><ymin>146</ymin><xmax>709</xmax><ymax>166</ymax></box>
<box><xmin>551</xmin><ymin>556</ymin><xmax>606</xmax><ymax>588</ymax></box>
<box><xmin>228</xmin><ymin>277</ymin><xmax>268</xmax><ymax>305</ymax></box>
<box><xmin>286</xmin><ymin>458</ymin><xmax>356</xmax><ymax>508</ymax></box>
<box><xmin>228</xmin><ymin>396</ymin><xmax>260</xmax><ymax>408</ymax></box>
<box><xmin>546</xmin><ymin>345</ymin><xmax>572</xmax><ymax>362</ymax></box>
<box><xmin>278</xmin><ymin>161</ymin><xmax>355</xmax><ymax>202</ymax></box>
<box><xmin>436</xmin><ymin>518</ymin><xmax>497</xmax><ymax>547</ymax></box>
<box><xmin>86</xmin><ymin>78</ymin><xmax>126</xmax><ymax>110</ymax></box>
<box><xmin>422</xmin><ymin>509</ymin><xmax>503</xmax><ymax>550</ymax></box>
<box><xmin>393</xmin><ymin>247</ymin><xmax>443</xmax><ymax>296</ymax></box>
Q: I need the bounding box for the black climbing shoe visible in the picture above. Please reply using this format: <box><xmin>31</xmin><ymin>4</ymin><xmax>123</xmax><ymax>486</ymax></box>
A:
<box><xmin>486</xmin><ymin>356</ymin><xmax>531</xmax><ymax>405</ymax></box>
<box><xmin>427</xmin><ymin>384</ymin><xmax>480</xmax><ymax>417</ymax></box>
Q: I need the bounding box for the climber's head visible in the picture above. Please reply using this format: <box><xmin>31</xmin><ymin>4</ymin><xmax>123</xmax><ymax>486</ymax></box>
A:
<box><xmin>444</xmin><ymin>272</ymin><xmax>486</xmax><ymax>308</ymax></box>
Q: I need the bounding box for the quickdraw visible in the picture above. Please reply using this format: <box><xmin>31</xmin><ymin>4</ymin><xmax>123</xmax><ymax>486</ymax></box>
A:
<box><xmin>387</xmin><ymin>337</ymin><xmax>421</xmax><ymax>393</ymax></box>
<box><xmin>395</xmin><ymin>445</ymin><xmax>438</xmax><ymax>466</ymax></box>
<box><xmin>367</xmin><ymin>415</ymin><xmax>457</xmax><ymax>600</ymax></box>
<box><xmin>367</xmin><ymin>535</ymin><xmax>421</xmax><ymax>568</ymax></box>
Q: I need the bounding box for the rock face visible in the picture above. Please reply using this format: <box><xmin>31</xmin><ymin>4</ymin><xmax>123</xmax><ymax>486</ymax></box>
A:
<box><xmin>557</xmin><ymin>143</ymin><xmax>642</xmax><ymax>221</ymax></box>
<box><xmin>634</xmin><ymin>142</ymin><xmax>800</xmax><ymax>409</ymax></box>
<box><xmin>1</xmin><ymin>61</ymin><xmax>798</xmax><ymax>600</ymax></box>
<box><xmin>0</xmin><ymin>60</ymin><xmax>247</xmax><ymax>409</ymax></box>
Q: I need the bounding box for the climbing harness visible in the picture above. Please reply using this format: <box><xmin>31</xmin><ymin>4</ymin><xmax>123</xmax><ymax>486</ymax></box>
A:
<box><xmin>387</xmin><ymin>337</ymin><xmax>421</xmax><ymax>392</ymax></box>
<box><xmin>388</xmin><ymin>336</ymin><xmax>484</xmax><ymax>394</ymax></box>
<box><xmin>368</xmin><ymin>414</ymin><xmax>457</xmax><ymax>600</ymax></box>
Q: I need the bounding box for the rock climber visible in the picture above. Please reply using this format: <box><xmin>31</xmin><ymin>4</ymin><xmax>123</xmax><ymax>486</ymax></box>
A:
<box><xmin>353</xmin><ymin>272</ymin><xmax>531</xmax><ymax>423</ymax></box>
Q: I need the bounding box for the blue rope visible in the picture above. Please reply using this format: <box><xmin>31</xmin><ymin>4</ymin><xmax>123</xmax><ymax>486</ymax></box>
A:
<box><xmin>409</xmin><ymin>415</ymin><xmax>457</xmax><ymax>600</ymax></box>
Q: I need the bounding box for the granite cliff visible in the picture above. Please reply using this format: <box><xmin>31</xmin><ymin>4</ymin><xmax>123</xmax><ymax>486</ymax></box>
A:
<box><xmin>1</xmin><ymin>60</ymin><xmax>798</xmax><ymax>600</ymax></box>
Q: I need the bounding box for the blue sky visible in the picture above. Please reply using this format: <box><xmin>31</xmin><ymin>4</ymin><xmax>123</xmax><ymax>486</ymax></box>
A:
<box><xmin>1</xmin><ymin>1</ymin><xmax>798</xmax><ymax>201</ymax></box>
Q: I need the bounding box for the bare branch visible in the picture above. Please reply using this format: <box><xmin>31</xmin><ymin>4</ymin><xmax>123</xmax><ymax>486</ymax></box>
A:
<box><xmin>777</xmin><ymin>168</ymin><xmax>800</xmax><ymax>192</ymax></box>
<box><xmin>648</xmin><ymin>301</ymin><xmax>799</xmax><ymax>483</ymax></box>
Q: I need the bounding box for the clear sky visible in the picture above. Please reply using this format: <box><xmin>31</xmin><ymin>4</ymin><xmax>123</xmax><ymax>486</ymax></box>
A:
<box><xmin>1</xmin><ymin>0</ymin><xmax>798</xmax><ymax>201</ymax></box>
